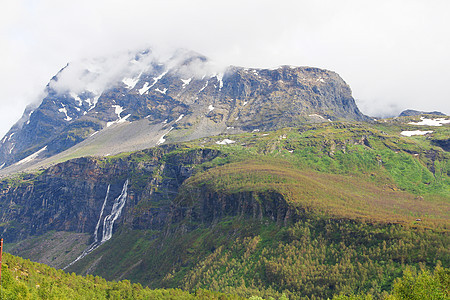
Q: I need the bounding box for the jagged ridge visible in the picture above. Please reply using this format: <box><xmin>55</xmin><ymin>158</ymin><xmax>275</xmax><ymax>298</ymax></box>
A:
<box><xmin>0</xmin><ymin>49</ymin><xmax>367</xmax><ymax>172</ymax></box>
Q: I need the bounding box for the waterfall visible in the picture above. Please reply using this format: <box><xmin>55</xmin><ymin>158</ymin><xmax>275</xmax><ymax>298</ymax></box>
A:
<box><xmin>101</xmin><ymin>179</ymin><xmax>128</xmax><ymax>243</ymax></box>
<box><xmin>93</xmin><ymin>184</ymin><xmax>109</xmax><ymax>243</ymax></box>
<box><xmin>64</xmin><ymin>180</ymin><xmax>128</xmax><ymax>269</ymax></box>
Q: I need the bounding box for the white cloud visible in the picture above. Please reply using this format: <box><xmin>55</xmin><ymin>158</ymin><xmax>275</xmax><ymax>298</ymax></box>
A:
<box><xmin>49</xmin><ymin>50</ymin><xmax>152</xmax><ymax>95</ymax></box>
<box><xmin>1</xmin><ymin>0</ymin><xmax>449</xmax><ymax>137</ymax></box>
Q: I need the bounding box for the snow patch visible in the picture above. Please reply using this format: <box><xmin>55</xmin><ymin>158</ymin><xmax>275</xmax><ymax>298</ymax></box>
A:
<box><xmin>212</xmin><ymin>73</ymin><xmax>223</xmax><ymax>90</ymax></box>
<box><xmin>149</xmin><ymin>70</ymin><xmax>168</xmax><ymax>88</ymax></box>
<box><xmin>16</xmin><ymin>146</ymin><xmax>47</xmax><ymax>165</ymax></box>
<box><xmin>106</xmin><ymin>105</ymin><xmax>130</xmax><ymax>127</ymax></box>
<box><xmin>122</xmin><ymin>72</ymin><xmax>141</xmax><ymax>89</ymax></box>
<box><xmin>0</xmin><ymin>163</ymin><xmax>5</xmax><ymax>169</ymax></box>
<box><xmin>401</xmin><ymin>130</ymin><xmax>433</xmax><ymax>137</ymax></box>
<box><xmin>58</xmin><ymin>105</ymin><xmax>72</xmax><ymax>121</ymax></box>
<box><xmin>87</xmin><ymin>95</ymin><xmax>101</xmax><ymax>111</ymax></box>
<box><xmin>116</xmin><ymin>114</ymin><xmax>131</xmax><ymax>124</ymax></box>
<box><xmin>175</xmin><ymin>114</ymin><xmax>184</xmax><ymax>123</ymax></box>
<box><xmin>199</xmin><ymin>81</ymin><xmax>209</xmax><ymax>93</ymax></box>
<box><xmin>208</xmin><ymin>105</ymin><xmax>215</xmax><ymax>111</ymax></box>
<box><xmin>216</xmin><ymin>139</ymin><xmax>236</xmax><ymax>145</ymax></box>
<box><xmin>408</xmin><ymin>117</ymin><xmax>450</xmax><ymax>126</ymax></box>
<box><xmin>181</xmin><ymin>78</ymin><xmax>192</xmax><ymax>88</ymax></box>
<box><xmin>70</xmin><ymin>92</ymin><xmax>83</xmax><ymax>106</ymax></box>
<box><xmin>309</xmin><ymin>114</ymin><xmax>325</xmax><ymax>120</ymax></box>
<box><xmin>138</xmin><ymin>82</ymin><xmax>151</xmax><ymax>95</ymax></box>
<box><xmin>243</xmin><ymin>101</ymin><xmax>248</xmax><ymax>106</ymax></box>
<box><xmin>155</xmin><ymin>88</ymin><xmax>167</xmax><ymax>94</ymax></box>
<box><xmin>9</xmin><ymin>144</ymin><xmax>15</xmax><ymax>154</ymax></box>
<box><xmin>107</xmin><ymin>114</ymin><xmax>130</xmax><ymax>127</ymax></box>
<box><xmin>157</xmin><ymin>127</ymin><xmax>174</xmax><ymax>145</ymax></box>
<box><xmin>112</xmin><ymin>105</ymin><xmax>124</xmax><ymax>118</ymax></box>
<box><xmin>217</xmin><ymin>73</ymin><xmax>224</xmax><ymax>90</ymax></box>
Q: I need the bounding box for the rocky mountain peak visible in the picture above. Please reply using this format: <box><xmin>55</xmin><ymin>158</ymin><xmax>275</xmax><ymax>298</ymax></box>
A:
<box><xmin>0</xmin><ymin>48</ymin><xmax>368</xmax><ymax>173</ymax></box>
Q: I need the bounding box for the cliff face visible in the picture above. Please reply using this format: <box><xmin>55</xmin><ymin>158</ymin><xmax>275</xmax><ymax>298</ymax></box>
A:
<box><xmin>0</xmin><ymin>146</ymin><xmax>280</xmax><ymax>244</ymax></box>
<box><xmin>0</xmin><ymin>144</ymin><xmax>302</xmax><ymax>274</ymax></box>
<box><xmin>0</xmin><ymin>49</ymin><xmax>367</xmax><ymax>172</ymax></box>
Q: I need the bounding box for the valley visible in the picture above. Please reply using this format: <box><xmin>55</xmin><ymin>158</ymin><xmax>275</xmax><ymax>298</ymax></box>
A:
<box><xmin>0</xmin><ymin>48</ymin><xmax>447</xmax><ymax>299</ymax></box>
<box><xmin>1</xmin><ymin>117</ymin><xmax>448</xmax><ymax>299</ymax></box>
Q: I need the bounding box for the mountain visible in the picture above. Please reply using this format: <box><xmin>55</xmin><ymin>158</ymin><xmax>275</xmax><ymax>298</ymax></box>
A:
<box><xmin>2</xmin><ymin>119</ymin><xmax>449</xmax><ymax>299</ymax></box>
<box><xmin>399</xmin><ymin>109</ymin><xmax>446</xmax><ymax>117</ymax></box>
<box><xmin>0</xmin><ymin>49</ymin><xmax>448</xmax><ymax>299</ymax></box>
<box><xmin>0</xmin><ymin>49</ymin><xmax>368</xmax><ymax>174</ymax></box>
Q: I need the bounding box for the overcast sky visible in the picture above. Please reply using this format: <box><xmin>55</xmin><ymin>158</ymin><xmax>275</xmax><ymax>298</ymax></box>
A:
<box><xmin>1</xmin><ymin>0</ymin><xmax>449</xmax><ymax>137</ymax></box>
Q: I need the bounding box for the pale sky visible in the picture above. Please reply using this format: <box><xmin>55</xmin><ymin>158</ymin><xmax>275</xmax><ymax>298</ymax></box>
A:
<box><xmin>1</xmin><ymin>0</ymin><xmax>449</xmax><ymax>137</ymax></box>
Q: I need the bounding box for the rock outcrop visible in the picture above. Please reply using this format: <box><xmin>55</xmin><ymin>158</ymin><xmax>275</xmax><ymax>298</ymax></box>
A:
<box><xmin>0</xmin><ymin>146</ymin><xmax>298</xmax><ymax>270</ymax></box>
<box><xmin>0</xmin><ymin>49</ymin><xmax>368</xmax><ymax>172</ymax></box>
<box><xmin>398</xmin><ymin>109</ymin><xmax>445</xmax><ymax>117</ymax></box>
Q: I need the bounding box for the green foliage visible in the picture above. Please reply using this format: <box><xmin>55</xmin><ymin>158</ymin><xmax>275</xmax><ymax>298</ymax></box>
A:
<box><xmin>1</xmin><ymin>120</ymin><xmax>449</xmax><ymax>300</ymax></box>
<box><xmin>0</xmin><ymin>253</ymin><xmax>247</xmax><ymax>299</ymax></box>
<box><xmin>176</xmin><ymin>217</ymin><xmax>448</xmax><ymax>300</ymax></box>
<box><xmin>67</xmin><ymin>213</ymin><xmax>448</xmax><ymax>300</ymax></box>
<box><xmin>331</xmin><ymin>264</ymin><xmax>450</xmax><ymax>300</ymax></box>
<box><xmin>386</xmin><ymin>264</ymin><xmax>449</xmax><ymax>300</ymax></box>
<box><xmin>332</xmin><ymin>294</ymin><xmax>373</xmax><ymax>300</ymax></box>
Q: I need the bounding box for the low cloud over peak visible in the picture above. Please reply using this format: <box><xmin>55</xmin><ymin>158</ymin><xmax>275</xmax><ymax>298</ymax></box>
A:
<box><xmin>1</xmin><ymin>0</ymin><xmax>449</xmax><ymax>136</ymax></box>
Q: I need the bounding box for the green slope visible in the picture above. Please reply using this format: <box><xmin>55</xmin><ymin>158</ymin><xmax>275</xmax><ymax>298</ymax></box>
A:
<box><xmin>0</xmin><ymin>252</ymin><xmax>246</xmax><ymax>299</ymax></box>
<box><xmin>65</xmin><ymin>119</ymin><xmax>449</xmax><ymax>299</ymax></box>
<box><xmin>3</xmin><ymin>116</ymin><xmax>449</xmax><ymax>299</ymax></box>
<box><xmin>1</xmin><ymin>252</ymin><xmax>447</xmax><ymax>300</ymax></box>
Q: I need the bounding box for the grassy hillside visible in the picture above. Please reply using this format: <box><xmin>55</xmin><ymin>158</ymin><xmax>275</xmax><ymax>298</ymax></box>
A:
<box><xmin>3</xmin><ymin>117</ymin><xmax>449</xmax><ymax>299</ymax></box>
<box><xmin>1</xmin><ymin>252</ymin><xmax>447</xmax><ymax>299</ymax></box>
<box><xmin>0</xmin><ymin>252</ymin><xmax>246</xmax><ymax>299</ymax></box>
<box><xmin>65</xmin><ymin>121</ymin><xmax>448</xmax><ymax>299</ymax></box>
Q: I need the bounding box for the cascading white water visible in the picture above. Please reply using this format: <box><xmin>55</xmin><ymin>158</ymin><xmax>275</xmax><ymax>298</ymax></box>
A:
<box><xmin>101</xmin><ymin>179</ymin><xmax>128</xmax><ymax>242</ymax></box>
<box><xmin>64</xmin><ymin>180</ymin><xmax>128</xmax><ymax>269</ymax></box>
<box><xmin>93</xmin><ymin>184</ymin><xmax>110</xmax><ymax>243</ymax></box>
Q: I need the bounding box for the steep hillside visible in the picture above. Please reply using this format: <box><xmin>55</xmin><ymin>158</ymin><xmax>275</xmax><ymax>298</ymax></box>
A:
<box><xmin>2</xmin><ymin>119</ymin><xmax>449</xmax><ymax>299</ymax></box>
<box><xmin>2</xmin><ymin>252</ymin><xmax>447</xmax><ymax>299</ymax></box>
<box><xmin>0</xmin><ymin>252</ymin><xmax>245</xmax><ymax>299</ymax></box>
<box><xmin>0</xmin><ymin>49</ymin><xmax>368</xmax><ymax>174</ymax></box>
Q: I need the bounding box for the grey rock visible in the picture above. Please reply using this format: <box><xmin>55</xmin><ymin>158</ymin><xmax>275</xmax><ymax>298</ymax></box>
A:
<box><xmin>0</xmin><ymin>49</ymin><xmax>368</xmax><ymax>171</ymax></box>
